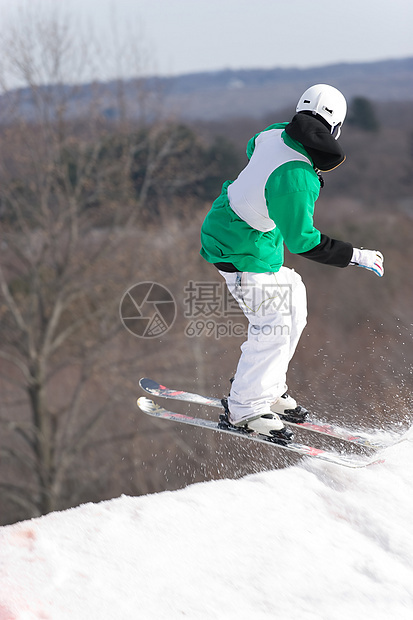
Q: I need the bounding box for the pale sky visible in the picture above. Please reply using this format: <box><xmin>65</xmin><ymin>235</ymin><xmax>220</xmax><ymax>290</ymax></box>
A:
<box><xmin>1</xmin><ymin>0</ymin><xmax>412</xmax><ymax>80</ymax></box>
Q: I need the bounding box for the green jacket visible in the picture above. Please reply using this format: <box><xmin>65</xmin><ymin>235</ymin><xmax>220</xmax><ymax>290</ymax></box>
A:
<box><xmin>200</xmin><ymin>123</ymin><xmax>321</xmax><ymax>273</ymax></box>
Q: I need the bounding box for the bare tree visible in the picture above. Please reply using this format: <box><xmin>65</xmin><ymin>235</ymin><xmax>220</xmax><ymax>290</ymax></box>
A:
<box><xmin>0</xmin><ymin>6</ymin><xmax>159</xmax><ymax>519</ymax></box>
<box><xmin>0</xmin><ymin>5</ymin><xmax>234</xmax><ymax>522</ymax></box>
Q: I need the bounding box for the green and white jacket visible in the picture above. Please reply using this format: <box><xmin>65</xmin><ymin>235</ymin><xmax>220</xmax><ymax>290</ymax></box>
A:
<box><xmin>200</xmin><ymin>121</ymin><xmax>351</xmax><ymax>273</ymax></box>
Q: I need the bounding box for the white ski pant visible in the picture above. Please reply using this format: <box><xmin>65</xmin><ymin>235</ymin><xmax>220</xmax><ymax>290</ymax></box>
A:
<box><xmin>219</xmin><ymin>268</ymin><xmax>307</xmax><ymax>423</ymax></box>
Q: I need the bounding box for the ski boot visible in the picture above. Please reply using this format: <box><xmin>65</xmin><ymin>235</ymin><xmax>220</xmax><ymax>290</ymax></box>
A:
<box><xmin>220</xmin><ymin>398</ymin><xmax>294</xmax><ymax>444</ymax></box>
<box><xmin>271</xmin><ymin>392</ymin><xmax>309</xmax><ymax>424</ymax></box>
<box><xmin>245</xmin><ymin>414</ymin><xmax>294</xmax><ymax>444</ymax></box>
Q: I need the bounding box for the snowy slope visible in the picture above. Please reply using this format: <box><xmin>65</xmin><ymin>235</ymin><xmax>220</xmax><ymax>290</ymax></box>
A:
<box><xmin>0</xmin><ymin>432</ymin><xmax>412</xmax><ymax>620</ymax></box>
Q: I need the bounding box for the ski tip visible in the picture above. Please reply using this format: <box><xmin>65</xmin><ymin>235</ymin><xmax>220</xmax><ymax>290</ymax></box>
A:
<box><xmin>138</xmin><ymin>396</ymin><xmax>166</xmax><ymax>417</ymax></box>
<box><xmin>139</xmin><ymin>377</ymin><xmax>163</xmax><ymax>392</ymax></box>
<box><xmin>137</xmin><ymin>396</ymin><xmax>154</xmax><ymax>412</ymax></box>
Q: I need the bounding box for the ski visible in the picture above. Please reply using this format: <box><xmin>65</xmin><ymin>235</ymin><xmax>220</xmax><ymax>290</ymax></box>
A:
<box><xmin>139</xmin><ymin>377</ymin><xmax>396</xmax><ymax>449</ymax></box>
<box><xmin>137</xmin><ymin>397</ymin><xmax>384</xmax><ymax>469</ymax></box>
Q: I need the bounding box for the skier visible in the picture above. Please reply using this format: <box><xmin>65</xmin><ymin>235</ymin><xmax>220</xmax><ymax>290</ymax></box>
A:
<box><xmin>200</xmin><ymin>84</ymin><xmax>384</xmax><ymax>442</ymax></box>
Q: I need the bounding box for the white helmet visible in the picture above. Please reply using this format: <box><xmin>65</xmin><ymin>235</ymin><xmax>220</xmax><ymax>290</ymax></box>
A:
<box><xmin>296</xmin><ymin>84</ymin><xmax>347</xmax><ymax>139</ymax></box>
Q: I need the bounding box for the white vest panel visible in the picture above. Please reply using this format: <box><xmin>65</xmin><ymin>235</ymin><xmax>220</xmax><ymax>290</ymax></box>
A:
<box><xmin>227</xmin><ymin>129</ymin><xmax>311</xmax><ymax>232</ymax></box>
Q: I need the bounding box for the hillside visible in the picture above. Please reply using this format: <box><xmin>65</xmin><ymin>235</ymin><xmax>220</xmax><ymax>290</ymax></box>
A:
<box><xmin>158</xmin><ymin>57</ymin><xmax>413</xmax><ymax>120</ymax></box>
<box><xmin>2</xmin><ymin>57</ymin><xmax>412</xmax><ymax>123</ymax></box>
<box><xmin>0</xmin><ymin>428</ymin><xmax>412</xmax><ymax>619</ymax></box>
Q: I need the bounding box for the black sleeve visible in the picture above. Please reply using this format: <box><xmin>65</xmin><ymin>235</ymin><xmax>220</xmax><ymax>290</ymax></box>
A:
<box><xmin>297</xmin><ymin>233</ymin><xmax>353</xmax><ymax>268</ymax></box>
<box><xmin>213</xmin><ymin>261</ymin><xmax>238</xmax><ymax>273</ymax></box>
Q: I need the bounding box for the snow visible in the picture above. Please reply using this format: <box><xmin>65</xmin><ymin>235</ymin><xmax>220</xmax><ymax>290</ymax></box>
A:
<box><xmin>1</xmin><ymin>431</ymin><xmax>413</xmax><ymax>620</ymax></box>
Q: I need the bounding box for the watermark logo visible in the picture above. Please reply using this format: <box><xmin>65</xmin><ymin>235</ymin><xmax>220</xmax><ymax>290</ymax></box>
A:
<box><xmin>120</xmin><ymin>279</ymin><xmax>292</xmax><ymax>340</ymax></box>
<box><xmin>119</xmin><ymin>282</ymin><xmax>176</xmax><ymax>338</ymax></box>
